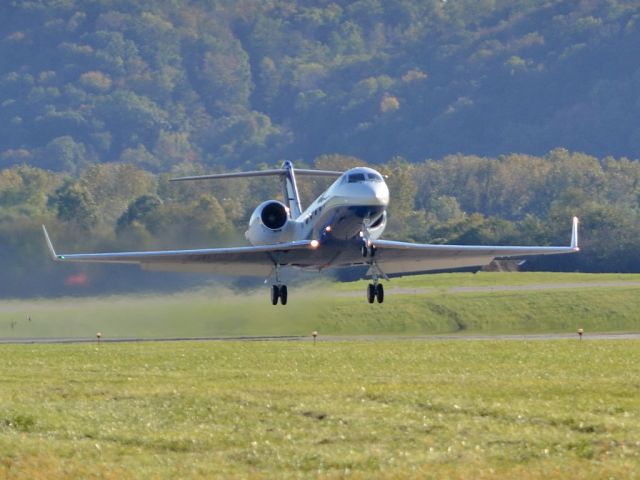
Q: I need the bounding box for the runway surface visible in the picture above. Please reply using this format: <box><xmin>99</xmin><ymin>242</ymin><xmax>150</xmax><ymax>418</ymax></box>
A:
<box><xmin>2</xmin><ymin>332</ymin><xmax>639</xmax><ymax>345</ymax></box>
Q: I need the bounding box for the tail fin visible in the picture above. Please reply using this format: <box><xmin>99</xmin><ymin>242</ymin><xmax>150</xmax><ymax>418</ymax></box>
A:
<box><xmin>280</xmin><ymin>161</ymin><xmax>302</xmax><ymax>218</ymax></box>
<box><xmin>170</xmin><ymin>162</ymin><xmax>342</xmax><ymax>219</ymax></box>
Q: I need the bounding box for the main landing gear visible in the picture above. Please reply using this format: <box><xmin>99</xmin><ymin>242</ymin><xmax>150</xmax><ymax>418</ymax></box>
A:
<box><xmin>270</xmin><ymin>264</ymin><xmax>288</xmax><ymax>305</ymax></box>
<box><xmin>360</xmin><ymin>230</ymin><xmax>384</xmax><ymax>303</ymax></box>
<box><xmin>271</xmin><ymin>284</ymin><xmax>288</xmax><ymax>305</ymax></box>
<box><xmin>367</xmin><ymin>282</ymin><xmax>384</xmax><ymax>304</ymax></box>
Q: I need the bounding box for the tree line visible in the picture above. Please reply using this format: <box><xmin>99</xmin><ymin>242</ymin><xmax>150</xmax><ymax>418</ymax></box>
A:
<box><xmin>1</xmin><ymin>149</ymin><xmax>639</xmax><ymax>297</ymax></box>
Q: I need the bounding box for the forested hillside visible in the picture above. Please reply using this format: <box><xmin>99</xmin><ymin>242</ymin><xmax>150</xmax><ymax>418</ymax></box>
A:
<box><xmin>1</xmin><ymin>1</ymin><xmax>640</xmax><ymax>296</ymax></box>
<box><xmin>1</xmin><ymin>0</ymin><xmax>639</xmax><ymax>169</ymax></box>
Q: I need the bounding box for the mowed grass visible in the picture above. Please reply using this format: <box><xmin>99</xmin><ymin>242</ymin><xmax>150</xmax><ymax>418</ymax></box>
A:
<box><xmin>333</xmin><ymin>271</ymin><xmax>640</xmax><ymax>290</ymax></box>
<box><xmin>1</xmin><ymin>273</ymin><xmax>639</xmax><ymax>338</ymax></box>
<box><xmin>0</xmin><ymin>340</ymin><xmax>639</xmax><ymax>479</ymax></box>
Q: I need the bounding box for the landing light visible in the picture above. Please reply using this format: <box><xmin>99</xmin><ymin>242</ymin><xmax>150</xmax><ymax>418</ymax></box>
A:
<box><xmin>310</xmin><ymin>240</ymin><xmax>319</xmax><ymax>249</ymax></box>
<box><xmin>325</xmin><ymin>225</ymin><xmax>332</xmax><ymax>232</ymax></box>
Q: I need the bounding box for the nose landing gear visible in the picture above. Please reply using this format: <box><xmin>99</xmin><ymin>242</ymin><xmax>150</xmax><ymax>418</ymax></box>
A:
<box><xmin>361</xmin><ymin>240</ymin><xmax>377</xmax><ymax>258</ymax></box>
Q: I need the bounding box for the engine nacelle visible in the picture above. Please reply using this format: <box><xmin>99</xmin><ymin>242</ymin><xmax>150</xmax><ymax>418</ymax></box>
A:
<box><xmin>368</xmin><ymin>210</ymin><xmax>387</xmax><ymax>240</ymax></box>
<box><xmin>245</xmin><ymin>200</ymin><xmax>294</xmax><ymax>245</ymax></box>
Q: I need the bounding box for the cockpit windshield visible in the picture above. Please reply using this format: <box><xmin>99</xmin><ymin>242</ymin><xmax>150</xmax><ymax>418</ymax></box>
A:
<box><xmin>348</xmin><ymin>173</ymin><xmax>366</xmax><ymax>183</ymax></box>
<box><xmin>347</xmin><ymin>171</ymin><xmax>383</xmax><ymax>183</ymax></box>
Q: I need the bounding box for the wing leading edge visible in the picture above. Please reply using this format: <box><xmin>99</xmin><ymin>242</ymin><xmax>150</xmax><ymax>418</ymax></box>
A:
<box><xmin>43</xmin><ymin>217</ymin><xmax>579</xmax><ymax>278</ymax></box>
<box><xmin>42</xmin><ymin>226</ymin><xmax>320</xmax><ymax>276</ymax></box>
<box><xmin>370</xmin><ymin>217</ymin><xmax>579</xmax><ymax>276</ymax></box>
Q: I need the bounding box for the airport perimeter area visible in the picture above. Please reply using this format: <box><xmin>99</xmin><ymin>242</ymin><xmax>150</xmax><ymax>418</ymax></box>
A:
<box><xmin>1</xmin><ymin>272</ymin><xmax>639</xmax><ymax>478</ymax></box>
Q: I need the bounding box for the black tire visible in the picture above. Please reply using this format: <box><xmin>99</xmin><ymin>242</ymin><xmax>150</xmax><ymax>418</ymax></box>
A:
<box><xmin>280</xmin><ymin>285</ymin><xmax>288</xmax><ymax>305</ymax></box>
<box><xmin>367</xmin><ymin>283</ymin><xmax>375</xmax><ymax>303</ymax></box>
<box><xmin>369</xmin><ymin>245</ymin><xmax>376</xmax><ymax>257</ymax></box>
<box><xmin>361</xmin><ymin>242</ymin><xmax>368</xmax><ymax>257</ymax></box>
<box><xmin>376</xmin><ymin>283</ymin><xmax>384</xmax><ymax>303</ymax></box>
<box><xmin>271</xmin><ymin>285</ymin><xmax>279</xmax><ymax>305</ymax></box>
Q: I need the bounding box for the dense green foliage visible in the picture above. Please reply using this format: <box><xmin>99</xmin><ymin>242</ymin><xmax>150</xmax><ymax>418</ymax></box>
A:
<box><xmin>1</xmin><ymin>150</ymin><xmax>640</xmax><ymax>296</ymax></box>
<box><xmin>1</xmin><ymin>1</ymin><xmax>640</xmax><ymax>295</ymax></box>
<box><xmin>1</xmin><ymin>1</ymin><xmax>639</xmax><ymax>169</ymax></box>
<box><xmin>0</xmin><ymin>340</ymin><xmax>638</xmax><ymax>478</ymax></box>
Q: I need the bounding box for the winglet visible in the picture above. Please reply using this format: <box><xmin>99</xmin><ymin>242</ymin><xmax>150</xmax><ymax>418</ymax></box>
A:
<box><xmin>571</xmin><ymin>216</ymin><xmax>579</xmax><ymax>252</ymax></box>
<box><xmin>42</xmin><ymin>225</ymin><xmax>62</xmax><ymax>261</ymax></box>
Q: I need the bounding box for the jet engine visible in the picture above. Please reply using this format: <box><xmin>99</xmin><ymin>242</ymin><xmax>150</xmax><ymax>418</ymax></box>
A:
<box><xmin>367</xmin><ymin>210</ymin><xmax>387</xmax><ymax>240</ymax></box>
<box><xmin>245</xmin><ymin>200</ymin><xmax>294</xmax><ymax>245</ymax></box>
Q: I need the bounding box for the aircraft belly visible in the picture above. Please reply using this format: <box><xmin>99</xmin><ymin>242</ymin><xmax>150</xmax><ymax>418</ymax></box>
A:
<box><xmin>327</xmin><ymin>205</ymin><xmax>385</xmax><ymax>240</ymax></box>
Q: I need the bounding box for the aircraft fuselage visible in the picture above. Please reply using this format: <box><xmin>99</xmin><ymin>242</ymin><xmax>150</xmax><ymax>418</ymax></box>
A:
<box><xmin>279</xmin><ymin>167</ymin><xmax>389</xmax><ymax>243</ymax></box>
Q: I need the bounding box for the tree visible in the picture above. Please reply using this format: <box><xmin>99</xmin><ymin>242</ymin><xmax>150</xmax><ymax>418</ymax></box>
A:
<box><xmin>116</xmin><ymin>194</ymin><xmax>162</xmax><ymax>233</ymax></box>
<box><xmin>50</xmin><ymin>180</ymin><xmax>98</xmax><ymax>230</ymax></box>
<box><xmin>35</xmin><ymin>136</ymin><xmax>90</xmax><ymax>174</ymax></box>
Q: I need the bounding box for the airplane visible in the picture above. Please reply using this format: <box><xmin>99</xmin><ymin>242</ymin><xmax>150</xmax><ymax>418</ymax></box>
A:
<box><xmin>42</xmin><ymin>161</ymin><xmax>579</xmax><ymax>305</ymax></box>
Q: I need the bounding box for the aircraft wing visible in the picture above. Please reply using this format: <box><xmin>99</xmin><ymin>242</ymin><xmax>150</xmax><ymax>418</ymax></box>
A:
<box><xmin>370</xmin><ymin>217</ymin><xmax>580</xmax><ymax>276</ymax></box>
<box><xmin>42</xmin><ymin>226</ymin><xmax>320</xmax><ymax>276</ymax></box>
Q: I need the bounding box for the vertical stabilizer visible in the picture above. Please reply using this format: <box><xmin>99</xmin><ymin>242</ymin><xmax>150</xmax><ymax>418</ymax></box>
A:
<box><xmin>281</xmin><ymin>161</ymin><xmax>303</xmax><ymax>218</ymax></box>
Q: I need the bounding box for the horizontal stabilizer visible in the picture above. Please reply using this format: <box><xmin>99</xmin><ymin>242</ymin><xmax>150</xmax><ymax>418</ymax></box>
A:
<box><xmin>170</xmin><ymin>168</ymin><xmax>341</xmax><ymax>182</ymax></box>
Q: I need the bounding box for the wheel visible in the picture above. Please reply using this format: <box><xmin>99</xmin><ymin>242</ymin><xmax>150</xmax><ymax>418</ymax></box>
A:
<box><xmin>280</xmin><ymin>285</ymin><xmax>288</xmax><ymax>305</ymax></box>
<box><xmin>369</xmin><ymin>245</ymin><xmax>377</xmax><ymax>257</ymax></box>
<box><xmin>361</xmin><ymin>242</ymin><xmax>368</xmax><ymax>257</ymax></box>
<box><xmin>367</xmin><ymin>283</ymin><xmax>375</xmax><ymax>303</ymax></box>
<box><xmin>270</xmin><ymin>285</ymin><xmax>279</xmax><ymax>305</ymax></box>
<box><xmin>376</xmin><ymin>283</ymin><xmax>384</xmax><ymax>303</ymax></box>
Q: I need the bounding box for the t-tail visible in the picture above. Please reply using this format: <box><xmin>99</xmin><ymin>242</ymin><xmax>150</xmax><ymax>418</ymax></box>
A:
<box><xmin>170</xmin><ymin>161</ymin><xmax>341</xmax><ymax>219</ymax></box>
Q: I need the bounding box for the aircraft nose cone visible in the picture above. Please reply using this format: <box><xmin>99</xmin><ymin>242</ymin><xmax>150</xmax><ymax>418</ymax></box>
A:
<box><xmin>374</xmin><ymin>183</ymin><xmax>390</xmax><ymax>206</ymax></box>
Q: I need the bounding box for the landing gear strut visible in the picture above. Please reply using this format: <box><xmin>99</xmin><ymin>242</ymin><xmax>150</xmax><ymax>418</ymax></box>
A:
<box><xmin>367</xmin><ymin>281</ymin><xmax>384</xmax><ymax>304</ymax></box>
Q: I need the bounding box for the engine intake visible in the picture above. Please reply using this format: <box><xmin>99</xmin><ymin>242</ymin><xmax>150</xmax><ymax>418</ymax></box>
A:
<box><xmin>261</xmin><ymin>202</ymin><xmax>288</xmax><ymax>230</ymax></box>
<box><xmin>245</xmin><ymin>200</ymin><xmax>293</xmax><ymax>245</ymax></box>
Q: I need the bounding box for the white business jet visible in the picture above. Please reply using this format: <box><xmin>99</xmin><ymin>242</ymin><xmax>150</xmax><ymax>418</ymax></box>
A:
<box><xmin>43</xmin><ymin>161</ymin><xmax>579</xmax><ymax>305</ymax></box>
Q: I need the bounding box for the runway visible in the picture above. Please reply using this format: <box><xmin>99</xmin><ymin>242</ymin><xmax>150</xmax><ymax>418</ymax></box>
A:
<box><xmin>2</xmin><ymin>332</ymin><xmax>639</xmax><ymax>345</ymax></box>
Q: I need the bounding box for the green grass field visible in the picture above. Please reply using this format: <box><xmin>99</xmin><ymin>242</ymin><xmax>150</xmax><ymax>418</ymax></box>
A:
<box><xmin>1</xmin><ymin>340</ymin><xmax>639</xmax><ymax>479</ymax></box>
<box><xmin>1</xmin><ymin>272</ymin><xmax>639</xmax><ymax>338</ymax></box>
<box><xmin>1</xmin><ymin>273</ymin><xmax>639</xmax><ymax>478</ymax></box>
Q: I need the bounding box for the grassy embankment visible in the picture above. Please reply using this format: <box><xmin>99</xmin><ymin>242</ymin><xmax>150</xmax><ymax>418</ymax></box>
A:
<box><xmin>0</xmin><ymin>340</ymin><xmax>638</xmax><ymax>478</ymax></box>
<box><xmin>1</xmin><ymin>272</ymin><xmax>639</xmax><ymax>338</ymax></box>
